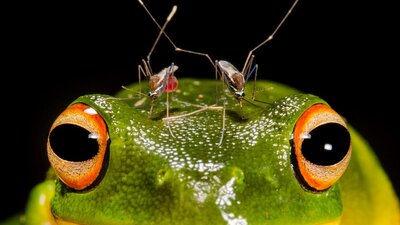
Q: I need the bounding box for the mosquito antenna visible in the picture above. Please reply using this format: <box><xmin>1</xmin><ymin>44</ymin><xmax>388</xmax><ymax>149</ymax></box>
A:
<box><xmin>242</xmin><ymin>97</ymin><xmax>263</xmax><ymax>108</ymax></box>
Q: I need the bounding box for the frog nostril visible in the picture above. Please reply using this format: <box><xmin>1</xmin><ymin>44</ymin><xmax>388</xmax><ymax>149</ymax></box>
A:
<box><xmin>49</xmin><ymin>124</ymin><xmax>99</xmax><ymax>162</ymax></box>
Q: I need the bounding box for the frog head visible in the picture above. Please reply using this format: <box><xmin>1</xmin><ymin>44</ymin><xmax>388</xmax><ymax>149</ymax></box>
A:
<box><xmin>43</xmin><ymin>78</ymin><xmax>352</xmax><ymax>225</ymax></box>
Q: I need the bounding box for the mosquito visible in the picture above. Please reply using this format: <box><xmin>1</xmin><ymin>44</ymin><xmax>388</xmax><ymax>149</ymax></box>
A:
<box><xmin>138</xmin><ymin>0</ymin><xmax>299</xmax><ymax>145</ymax></box>
<box><xmin>215</xmin><ymin>0</ymin><xmax>300</xmax><ymax>143</ymax></box>
<box><xmin>137</xmin><ymin>3</ymin><xmax>179</xmax><ymax>137</ymax></box>
<box><xmin>138</xmin><ymin>60</ymin><xmax>178</xmax><ymax>115</ymax></box>
<box><xmin>217</xmin><ymin>0</ymin><xmax>299</xmax><ymax>103</ymax></box>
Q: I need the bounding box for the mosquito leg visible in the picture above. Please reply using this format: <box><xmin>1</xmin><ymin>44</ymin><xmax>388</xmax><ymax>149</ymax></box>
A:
<box><xmin>218</xmin><ymin>103</ymin><xmax>226</xmax><ymax>146</ymax></box>
<box><xmin>166</xmin><ymin>92</ymin><xmax>176</xmax><ymax>138</ymax></box>
<box><xmin>218</xmin><ymin>63</ymin><xmax>227</xmax><ymax>146</ymax></box>
<box><xmin>149</xmin><ymin>96</ymin><xmax>156</xmax><ymax>118</ymax></box>
<box><xmin>251</xmin><ymin>64</ymin><xmax>259</xmax><ymax>101</ymax></box>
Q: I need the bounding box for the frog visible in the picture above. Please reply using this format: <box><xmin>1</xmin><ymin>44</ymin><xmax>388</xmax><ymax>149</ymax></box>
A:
<box><xmin>1</xmin><ymin>78</ymin><xmax>398</xmax><ymax>225</ymax></box>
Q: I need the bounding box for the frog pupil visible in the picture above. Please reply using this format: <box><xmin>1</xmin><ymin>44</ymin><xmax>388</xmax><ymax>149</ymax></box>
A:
<box><xmin>49</xmin><ymin>124</ymin><xmax>99</xmax><ymax>162</ymax></box>
<box><xmin>302</xmin><ymin>123</ymin><xmax>350</xmax><ymax>166</ymax></box>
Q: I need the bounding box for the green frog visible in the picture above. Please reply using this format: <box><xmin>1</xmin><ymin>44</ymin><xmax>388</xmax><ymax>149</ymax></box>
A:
<box><xmin>1</xmin><ymin>78</ymin><xmax>398</xmax><ymax>225</ymax></box>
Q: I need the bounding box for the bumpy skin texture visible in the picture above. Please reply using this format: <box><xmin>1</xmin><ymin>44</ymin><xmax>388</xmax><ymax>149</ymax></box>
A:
<box><xmin>3</xmin><ymin>79</ymin><xmax>399</xmax><ymax>225</ymax></box>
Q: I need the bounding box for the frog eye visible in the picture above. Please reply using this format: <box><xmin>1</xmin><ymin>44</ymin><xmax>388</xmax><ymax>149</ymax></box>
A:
<box><xmin>47</xmin><ymin>103</ymin><xmax>109</xmax><ymax>190</ymax></box>
<box><xmin>291</xmin><ymin>104</ymin><xmax>351</xmax><ymax>191</ymax></box>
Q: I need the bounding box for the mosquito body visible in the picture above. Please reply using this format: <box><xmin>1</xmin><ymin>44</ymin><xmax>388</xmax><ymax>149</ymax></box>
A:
<box><xmin>216</xmin><ymin>59</ymin><xmax>258</xmax><ymax>111</ymax></box>
<box><xmin>140</xmin><ymin>62</ymin><xmax>179</xmax><ymax>116</ymax></box>
<box><xmin>148</xmin><ymin>65</ymin><xmax>178</xmax><ymax>98</ymax></box>
<box><xmin>135</xmin><ymin>1</ymin><xmax>181</xmax><ymax>137</ymax></box>
<box><xmin>218</xmin><ymin>60</ymin><xmax>246</xmax><ymax>100</ymax></box>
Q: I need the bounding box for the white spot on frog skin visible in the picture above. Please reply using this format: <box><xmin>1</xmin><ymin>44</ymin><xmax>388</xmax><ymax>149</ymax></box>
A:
<box><xmin>91</xmin><ymin>96</ymin><xmax>115</xmax><ymax>112</ymax></box>
<box><xmin>216</xmin><ymin>178</ymin><xmax>235</xmax><ymax>207</ymax></box>
<box><xmin>193</xmin><ymin>80</ymin><xmax>201</xmax><ymax>86</ymax></box>
<box><xmin>189</xmin><ymin>180</ymin><xmax>212</xmax><ymax>204</ymax></box>
<box><xmin>216</xmin><ymin>177</ymin><xmax>248</xmax><ymax>225</ymax></box>
<box><xmin>84</xmin><ymin>107</ymin><xmax>98</xmax><ymax>115</ymax></box>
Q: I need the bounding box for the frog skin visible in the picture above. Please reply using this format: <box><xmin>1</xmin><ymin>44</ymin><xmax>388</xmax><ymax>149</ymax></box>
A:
<box><xmin>1</xmin><ymin>79</ymin><xmax>399</xmax><ymax>225</ymax></box>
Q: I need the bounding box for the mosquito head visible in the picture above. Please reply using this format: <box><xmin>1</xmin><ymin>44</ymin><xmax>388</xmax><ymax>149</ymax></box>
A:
<box><xmin>234</xmin><ymin>90</ymin><xmax>245</xmax><ymax>99</ymax></box>
<box><xmin>148</xmin><ymin>75</ymin><xmax>165</xmax><ymax>98</ymax></box>
<box><xmin>148</xmin><ymin>90</ymin><xmax>158</xmax><ymax>98</ymax></box>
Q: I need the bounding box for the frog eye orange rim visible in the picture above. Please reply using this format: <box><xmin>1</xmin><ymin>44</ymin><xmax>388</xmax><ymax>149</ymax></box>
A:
<box><xmin>291</xmin><ymin>104</ymin><xmax>351</xmax><ymax>191</ymax></box>
<box><xmin>47</xmin><ymin>103</ymin><xmax>109</xmax><ymax>190</ymax></box>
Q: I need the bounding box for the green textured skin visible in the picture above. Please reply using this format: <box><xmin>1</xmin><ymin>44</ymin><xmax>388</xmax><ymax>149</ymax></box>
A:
<box><xmin>50</xmin><ymin>79</ymin><xmax>342</xmax><ymax>224</ymax></box>
<box><xmin>2</xmin><ymin>78</ymin><xmax>398</xmax><ymax>225</ymax></box>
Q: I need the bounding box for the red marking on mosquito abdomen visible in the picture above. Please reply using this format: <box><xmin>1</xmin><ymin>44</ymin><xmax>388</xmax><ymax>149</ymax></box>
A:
<box><xmin>165</xmin><ymin>75</ymin><xmax>178</xmax><ymax>93</ymax></box>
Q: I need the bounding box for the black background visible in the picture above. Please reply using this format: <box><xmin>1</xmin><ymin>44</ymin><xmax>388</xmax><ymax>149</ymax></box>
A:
<box><xmin>2</xmin><ymin>0</ymin><xmax>399</xmax><ymax>220</ymax></box>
